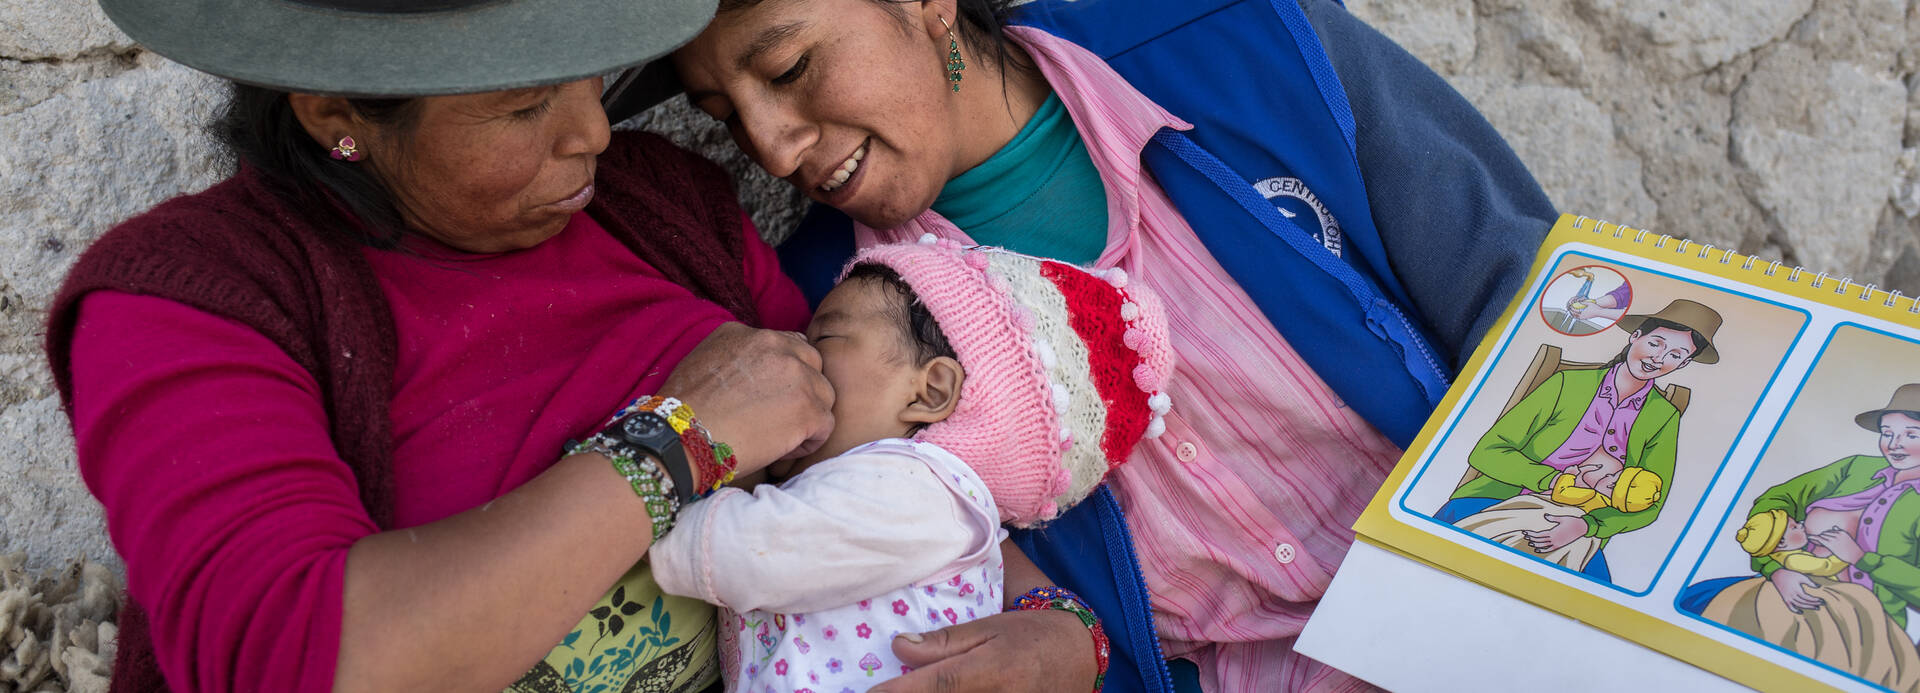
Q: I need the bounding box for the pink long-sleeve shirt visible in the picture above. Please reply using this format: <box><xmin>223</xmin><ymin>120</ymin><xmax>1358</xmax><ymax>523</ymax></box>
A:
<box><xmin>66</xmin><ymin>212</ymin><xmax>808</xmax><ymax>692</ymax></box>
<box><xmin>854</xmin><ymin>26</ymin><xmax>1404</xmax><ymax>692</ymax></box>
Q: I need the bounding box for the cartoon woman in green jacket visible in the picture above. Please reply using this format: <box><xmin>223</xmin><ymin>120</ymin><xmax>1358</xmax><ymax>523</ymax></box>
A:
<box><xmin>1679</xmin><ymin>385</ymin><xmax>1920</xmax><ymax>691</ymax></box>
<box><xmin>1435</xmin><ymin>299</ymin><xmax>1724</xmax><ymax>584</ymax></box>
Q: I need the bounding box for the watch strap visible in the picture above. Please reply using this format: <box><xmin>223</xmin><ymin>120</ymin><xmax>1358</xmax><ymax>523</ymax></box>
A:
<box><xmin>584</xmin><ymin>395</ymin><xmax>738</xmax><ymax>503</ymax></box>
<box><xmin>615</xmin><ymin>410</ymin><xmax>697</xmax><ymax>504</ymax></box>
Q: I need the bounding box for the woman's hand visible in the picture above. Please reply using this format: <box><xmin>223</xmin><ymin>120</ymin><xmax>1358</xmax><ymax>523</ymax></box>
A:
<box><xmin>661</xmin><ymin>322</ymin><xmax>835</xmax><ymax>475</ymax></box>
<box><xmin>1572</xmin><ymin>294</ymin><xmax>1624</xmax><ymax>320</ymax></box>
<box><xmin>1770</xmin><ymin>568</ymin><xmax>1824</xmax><ymax>612</ymax></box>
<box><xmin>1524</xmin><ymin>514</ymin><xmax>1589</xmax><ymax>553</ymax></box>
<box><xmin>872</xmin><ymin>608</ymin><xmax>1098</xmax><ymax>693</ymax></box>
<box><xmin>1810</xmin><ymin>528</ymin><xmax>1867</xmax><ymax>564</ymax></box>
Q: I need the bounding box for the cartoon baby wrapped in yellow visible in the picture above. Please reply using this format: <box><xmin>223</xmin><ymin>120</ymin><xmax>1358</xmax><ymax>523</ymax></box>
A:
<box><xmin>1735</xmin><ymin>508</ymin><xmax>1850</xmax><ymax>578</ymax></box>
<box><xmin>1547</xmin><ymin>465</ymin><xmax>1664</xmax><ymax>514</ymax></box>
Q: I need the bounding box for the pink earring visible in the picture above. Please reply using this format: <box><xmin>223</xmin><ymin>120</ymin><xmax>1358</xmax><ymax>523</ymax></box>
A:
<box><xmin>329</xmin><ymin>135</ymin><xmax>362</xmax><ymax>162</ymax></box>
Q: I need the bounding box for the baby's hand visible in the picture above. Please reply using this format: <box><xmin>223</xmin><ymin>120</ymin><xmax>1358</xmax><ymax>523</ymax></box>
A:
<box><xmin>1574</xmin><ymin>464</ymin><xmax>1606</xmax><ymax>489</ymax></box>
<box><xmin>1576</xmin><ymin>452</ymin><xmax>1625</xmax><ymax>488</ymax></box>
<box><xmin>1591</xmin><ymin>470</ymin><xmax>1621</xmax><ymax>497</ymax></box>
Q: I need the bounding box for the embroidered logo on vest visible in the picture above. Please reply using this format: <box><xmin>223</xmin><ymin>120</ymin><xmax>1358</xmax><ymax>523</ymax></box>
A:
<box><xmin>1253</xmin><ymin>176</ymin><xmax>1343</xmax><ymax>258</ymax></box>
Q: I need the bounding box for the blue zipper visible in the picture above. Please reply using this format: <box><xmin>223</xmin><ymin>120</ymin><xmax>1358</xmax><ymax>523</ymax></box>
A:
<box><xmin>1095</xmin><ymin>485</ymin><xmax>1174</xmax><ymax>691</ymax></box>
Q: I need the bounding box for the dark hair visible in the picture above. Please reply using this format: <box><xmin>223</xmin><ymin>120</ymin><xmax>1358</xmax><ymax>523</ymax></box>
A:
<box><xmin>211</xmin><ymin>82</ymin><xmax>425</xmax><ymax>248</ymax></box>
<box><xmin>1604</xmin><ymin>317</ymin><xmax>1710</xmax><ymax>369</ymax></box>
<box><xmin>844</xmin><ymin>263</ymin><xmax>957</xmax><ymax>367</ymax></box>
<box><xmin>1881</xmin><ymin>411</ymin><xmax>1920</xmax><ymax>427</ymax></box>
<box><xmin>716</xmin><ymin>0</ymin><xmax>1028</xmax><ymax>77</ymax></box>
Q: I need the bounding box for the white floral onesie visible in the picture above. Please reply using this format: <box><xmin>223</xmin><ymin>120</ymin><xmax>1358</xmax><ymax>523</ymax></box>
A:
<box><xmin>651</xmin><ymin>438</ymin><xmax>1007</xmax><ymax>693</ymax></box>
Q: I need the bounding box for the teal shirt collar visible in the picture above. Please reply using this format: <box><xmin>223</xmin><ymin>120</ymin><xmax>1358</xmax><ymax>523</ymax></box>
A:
<box><xmin>932</xmin><ymin>94</ymin><xmax>1108</xmax><ymax>265</ymax></box>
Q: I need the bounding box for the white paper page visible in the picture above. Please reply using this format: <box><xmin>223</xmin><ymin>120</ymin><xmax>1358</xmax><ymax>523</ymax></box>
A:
<box><xmin>1297</xmin><ymin>542</ymin><xmax>1752</xmax><ymax>693</ymax></box>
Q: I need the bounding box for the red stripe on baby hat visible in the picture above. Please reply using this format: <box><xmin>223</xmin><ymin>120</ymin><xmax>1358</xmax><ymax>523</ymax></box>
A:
<box><xmin>1040</xmin><ymin>261</ymin><xmax>1150</xmax><ymax>467</ymax></box>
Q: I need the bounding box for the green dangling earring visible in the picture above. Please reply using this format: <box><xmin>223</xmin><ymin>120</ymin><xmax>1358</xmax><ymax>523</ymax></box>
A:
<box><xmin>940</xmin><ymin>16</ymin><xmax>964</xmax><ymax>92</ymax></box>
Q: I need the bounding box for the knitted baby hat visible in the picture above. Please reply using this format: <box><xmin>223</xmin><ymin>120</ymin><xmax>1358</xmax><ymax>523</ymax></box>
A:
<box><xmin>1737</xmin><ymin>509</ymin><xmax>1790</xmax><ymax>557</ymax></box>
<box><xmin>847</xmin><ymin>236</ymin><xmax>1175</xmax><ymax>527</ymax></box>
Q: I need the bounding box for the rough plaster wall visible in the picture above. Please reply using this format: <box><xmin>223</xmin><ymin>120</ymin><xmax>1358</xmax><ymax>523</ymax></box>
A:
<box><xmin>1</xmin><ymin>1</ymin><xmax>1917</xmax><ymax>575</ymax></box>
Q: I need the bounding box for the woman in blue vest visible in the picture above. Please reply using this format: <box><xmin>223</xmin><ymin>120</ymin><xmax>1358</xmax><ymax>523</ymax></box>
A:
<box><xmin>643</xmin><ymin>0</ymin><xmax>1557</xmax><ymax>690</ymax></box>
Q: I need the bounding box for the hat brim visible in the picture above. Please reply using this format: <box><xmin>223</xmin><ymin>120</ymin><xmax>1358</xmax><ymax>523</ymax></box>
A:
<box><xmin>1615</xmin><ymin>314</ymin><xmax>1719</xmax><ymax>364</ymax></box>
<box><xmin>101</xmin><ymin>0</ymin><xmax>717</xmax><ymax>97</ymax></box>
<box><xmin>1856</xmin><ymin>408</ymin><xmax>1920</xmax><ymax>432</ymax></box>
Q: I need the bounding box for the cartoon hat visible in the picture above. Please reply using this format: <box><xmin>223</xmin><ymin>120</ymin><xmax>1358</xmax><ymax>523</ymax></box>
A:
<box><xmin>1737</xmin><ymin>509</ymin><xmax>1790</xmax><ymax>557</ymax></box>
<box><xmin>847</xmin><ymin>237</ymin><xmax>1176</xmax><ymax>527</ymax></box>
<box><xmin>1615</xmin><ymin>299</ymin><xmax>1723</xmax><ymax>364</ymax></box>
<box><xmin>1854</xmin><ymin>383</ymin><xmax>1920</xmax><ymax>432</ymax></box>
<box><xmin>1608</xmin><ymin>467</ymin><xmax>1664</xmax><ymax>513</ymax></box>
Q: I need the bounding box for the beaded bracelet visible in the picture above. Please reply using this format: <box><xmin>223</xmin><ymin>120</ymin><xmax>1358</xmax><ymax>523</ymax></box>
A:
<box><xmin>568</xmin><ymin>435</ymin><xmax>680</xmax><ymax>541</ymax></box>
<box><xmin>567</xmin><ymin>394</ymin><xmax>736</xmax><ymax>540</ymax></box>
<box><xmin>607</xmin><ymin>395</ymin><xmax>738</xmax><ymax>496</ymax></box>
<box><xmin>1012</xmin><ymin>586</ymin><xmax>1110</xmax><ymax>692</ymax></box>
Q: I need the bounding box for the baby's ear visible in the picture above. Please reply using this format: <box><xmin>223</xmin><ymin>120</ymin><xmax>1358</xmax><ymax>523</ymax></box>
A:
<box><xmin>903</xmin><ymin>356</ymin><xmax>964</xmax><ymax>425</ymax></box>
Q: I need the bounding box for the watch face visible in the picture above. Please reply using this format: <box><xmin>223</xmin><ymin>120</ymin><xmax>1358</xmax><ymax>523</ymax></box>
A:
<box><xmin>623</xmin><ymin>413</ymin><xmax>668</xmax><ymax>441</ymax></box>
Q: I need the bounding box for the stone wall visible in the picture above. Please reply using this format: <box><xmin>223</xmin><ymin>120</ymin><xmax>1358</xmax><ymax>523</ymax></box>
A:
<box><xmin>2</xmin><ymin>0</ymin><xmax>1916</xmax><ymax>575</ymax></box>
<box><xmin>1352</xmin><ymin>0</ymin><xmax>1920</xmax><ymax>282</ymax></box>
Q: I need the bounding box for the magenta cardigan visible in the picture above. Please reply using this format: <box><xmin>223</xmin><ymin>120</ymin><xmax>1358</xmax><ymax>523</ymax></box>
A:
<box><xmin>48</xmin><ymin>132</ymin><xmax>808</xmax><ymax>692</ymax></box>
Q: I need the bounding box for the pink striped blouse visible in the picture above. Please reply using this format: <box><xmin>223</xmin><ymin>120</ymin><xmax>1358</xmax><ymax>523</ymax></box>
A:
<box><xmin>853</xmin><ymin>26</ymin><xmax>1402</xmax><ymax>692</ymax></box>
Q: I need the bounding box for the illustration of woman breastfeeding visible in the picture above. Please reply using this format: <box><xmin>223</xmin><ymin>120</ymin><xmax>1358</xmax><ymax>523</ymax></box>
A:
<box><xmin>1680</xmin><ymin>384</ymin><xmax>1920</xmax><ymax>692</ymax></box>
<box><xmin>1436</xmin><ymin>300</ymin><xmax>1722</xmax><ymax>583</ymax></box>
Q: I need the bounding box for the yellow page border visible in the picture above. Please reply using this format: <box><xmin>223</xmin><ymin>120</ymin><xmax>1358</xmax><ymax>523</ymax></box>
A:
<box><xmin>1354</xmin><ymin>213</ymin><xmax>1920</xmax><ymax>693</ymax></box>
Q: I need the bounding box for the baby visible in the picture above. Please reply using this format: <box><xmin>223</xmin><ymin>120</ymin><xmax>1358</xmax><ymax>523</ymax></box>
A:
<box><xmin>1738</xmin><ymin>509</ymin><xmax>1850</xmax><ymax>578</ymax></box>
<box><xmin>651</xmin><ymin>238</ymin><xmax>1174</xmax><ymax>692</ymax></box>
<box><xmin>1547</xmin><ymin>457</ymin><xmax>1662</xmax><ymax>513</ymax></box>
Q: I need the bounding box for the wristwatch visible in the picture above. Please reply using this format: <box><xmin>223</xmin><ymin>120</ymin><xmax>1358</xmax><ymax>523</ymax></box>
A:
<box><xmin>604</xmin><ymin>410</ymin><xmax>696</xmax><ymax>503</ymax></box>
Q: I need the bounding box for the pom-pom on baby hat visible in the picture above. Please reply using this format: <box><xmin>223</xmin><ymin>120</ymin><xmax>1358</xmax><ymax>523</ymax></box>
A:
<box><xmin>847</xmin><ymin>236</ymin><xmax>1175</xmax><ymax>527</ymax></box>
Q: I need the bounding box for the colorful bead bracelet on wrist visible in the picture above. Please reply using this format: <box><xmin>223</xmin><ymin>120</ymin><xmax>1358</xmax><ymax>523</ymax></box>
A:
<box><xmin>569</xmin><ymin>395</ymin><xmax>740</xmax><ymax>540</ymax></box>
<box><xmin>621</xmin><ymin>395</ymin><xmax>738</xmax><ymax>495</ymax></box>
<box><xmin>568</xmin><ymin>436</ymin><xmax>679</xmax><ymax>541</ymax></box>
<box><xmin>1012</xmin><ymin>586</ymin><xmax>1110</xmax><ymax>692</ymax></box>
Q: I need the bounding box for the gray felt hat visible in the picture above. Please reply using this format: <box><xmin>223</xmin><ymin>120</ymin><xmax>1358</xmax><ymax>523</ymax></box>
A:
<box><xmin>98</xmin><ymin>0</ymin><xmax>717</xmax><ymax>97</ymax></box>
<box><xmin>1856</xmin><ymin>384</ymin><xmax>1920</xmax><ymax>432</ymax></box>
<box><xmin>1614</xmin><ymin>298</ymin><xmax>1723</xmax><ymax>365</ymax></box>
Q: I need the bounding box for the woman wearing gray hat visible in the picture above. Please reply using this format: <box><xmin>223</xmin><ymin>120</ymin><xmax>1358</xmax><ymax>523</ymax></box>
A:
<box><xmin>43</xmin><ymin>1</ymin><xmax>850</xmax><ymax>691</ymax></box>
